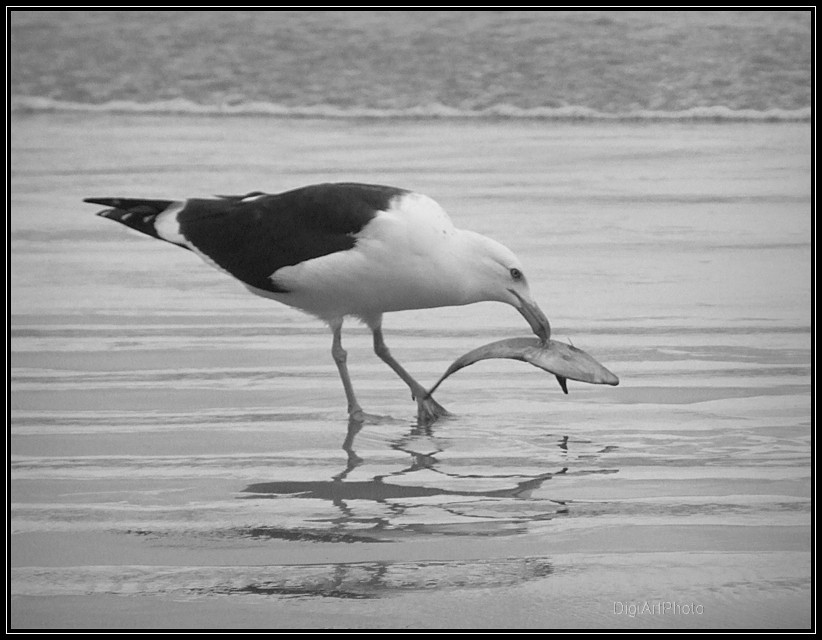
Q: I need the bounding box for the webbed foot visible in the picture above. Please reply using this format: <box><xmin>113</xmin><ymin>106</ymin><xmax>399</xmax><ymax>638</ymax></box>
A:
<box><xmin>416</xmin><ymin>395</ymin><xmax>451</xmax><ymax>426</ymax></box>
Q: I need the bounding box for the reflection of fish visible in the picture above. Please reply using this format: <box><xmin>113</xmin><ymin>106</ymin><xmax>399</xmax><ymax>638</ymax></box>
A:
<box><xmin>428</xmin><ymin>336</ymin><xmax>619</xmax><ymax>396</ymax></box>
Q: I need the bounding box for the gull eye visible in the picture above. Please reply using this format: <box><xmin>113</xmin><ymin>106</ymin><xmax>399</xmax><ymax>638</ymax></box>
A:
<box><xmin>509</xmin><ymin>267</ymin><xmax>523</xmax><ymax>281</ymax></box>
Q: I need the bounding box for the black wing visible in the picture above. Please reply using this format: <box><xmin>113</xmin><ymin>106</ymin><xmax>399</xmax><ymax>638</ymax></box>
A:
<box><xmin>89</xmin><ymin>183</ymin><xmax>409</xmax><ymax>293</ymax></box>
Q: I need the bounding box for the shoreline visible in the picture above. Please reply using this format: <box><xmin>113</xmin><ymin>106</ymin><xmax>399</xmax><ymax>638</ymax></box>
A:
<box><xmin>10</xmin><ymin>96</ymin><xmax>812</xmax><ymax>122</ymax></box>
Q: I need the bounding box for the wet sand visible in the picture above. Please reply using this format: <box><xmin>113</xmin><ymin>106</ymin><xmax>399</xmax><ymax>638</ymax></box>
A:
<box><xmin>10</xmin><ymin>114</ymin><xmax>812</xmax><ymax>629</ymax></box>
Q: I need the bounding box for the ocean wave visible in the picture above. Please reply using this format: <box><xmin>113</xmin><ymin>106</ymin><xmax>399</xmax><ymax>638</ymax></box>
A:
<box><xmin>11</xmin><ymin>95</ymin><xmax>811</xmax><ymax>122</ymax></box>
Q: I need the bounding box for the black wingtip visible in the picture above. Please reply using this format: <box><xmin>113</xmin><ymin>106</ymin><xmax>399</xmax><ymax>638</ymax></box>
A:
<box><xmin>84</xmin><ymin>197</ymin><xmax>121</xmax><ymax>207</ymax></box>
<box><xmin>556</xmin><ymin>375</ymin><xmax>569</xmax><ymax>394</ymax></box>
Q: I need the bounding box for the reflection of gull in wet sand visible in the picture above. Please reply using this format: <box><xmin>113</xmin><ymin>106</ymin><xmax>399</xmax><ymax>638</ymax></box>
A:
<box><xmin>237</xmin><ymin>423</ymin><xmax>618</xmax><ymax>540</ymax></box>
<box><xmin>246</xmin><ymin>422</ymin><xmax>563</xmax><ymax>505</ymax></box>
<box><xmin>84</xmin><ymin>182</ymin><xmax>617</xmax><ymax>425</ymax></box>
<box><xmin>242</xmin><ymin>471</ymin><xmax>561</xmax><ymax>504</ymax></box>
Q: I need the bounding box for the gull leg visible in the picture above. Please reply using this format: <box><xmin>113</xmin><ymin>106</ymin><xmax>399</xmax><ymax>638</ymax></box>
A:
<box><xmin>330</xmin><ymin>320</ymin><xmax>365</xmax><ymax>422</ymax></box>
<box><xmin>371</xmin><ymin>325</ymin><xmax>450</xmax><ymax>425</ymax></box>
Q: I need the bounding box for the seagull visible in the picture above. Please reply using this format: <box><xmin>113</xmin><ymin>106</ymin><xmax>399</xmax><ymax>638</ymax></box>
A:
<box><xmin>86</xmin><ymin>182</ymin><xmax>551</xmax><ymax>424</ymax></box>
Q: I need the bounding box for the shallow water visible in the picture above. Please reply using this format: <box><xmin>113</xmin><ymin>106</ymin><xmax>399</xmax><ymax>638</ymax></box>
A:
<box><xmin>9</xmin><ymin>114</ymin><xmax>812</xmax><ymax>629</ymax></box>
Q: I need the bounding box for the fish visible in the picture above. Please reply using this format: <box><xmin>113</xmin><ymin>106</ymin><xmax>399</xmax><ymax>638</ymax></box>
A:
<box><xmin>426</xmin><ymin>337</ymin><xmax>619</xmax><ymax>396</ymax></box>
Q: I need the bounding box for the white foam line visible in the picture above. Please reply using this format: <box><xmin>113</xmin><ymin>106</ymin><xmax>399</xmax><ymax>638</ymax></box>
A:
<box><xmin>11</xmin><ymin>96</ymin><xmax>812</xmax><ymax>122</ymax></box>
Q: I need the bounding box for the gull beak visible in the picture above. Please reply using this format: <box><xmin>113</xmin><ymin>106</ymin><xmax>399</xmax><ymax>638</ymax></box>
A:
<box><xmin>509</xmin><ymin>289</ymin><xmax>551</xmax><ymax>343</ymax></box>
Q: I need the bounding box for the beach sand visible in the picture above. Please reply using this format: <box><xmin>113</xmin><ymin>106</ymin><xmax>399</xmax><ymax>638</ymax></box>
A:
<box><xmin>10</xmin><ymin>114</ymin><xmax>812</xmax><ymax>629</ymax></box>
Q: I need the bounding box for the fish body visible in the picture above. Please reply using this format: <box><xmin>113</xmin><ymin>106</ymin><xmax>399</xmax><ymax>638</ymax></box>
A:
<box><xmin>428</xmin><ymin>337</ymin><xmax>619</xmax><ymax>396</ymax></box>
